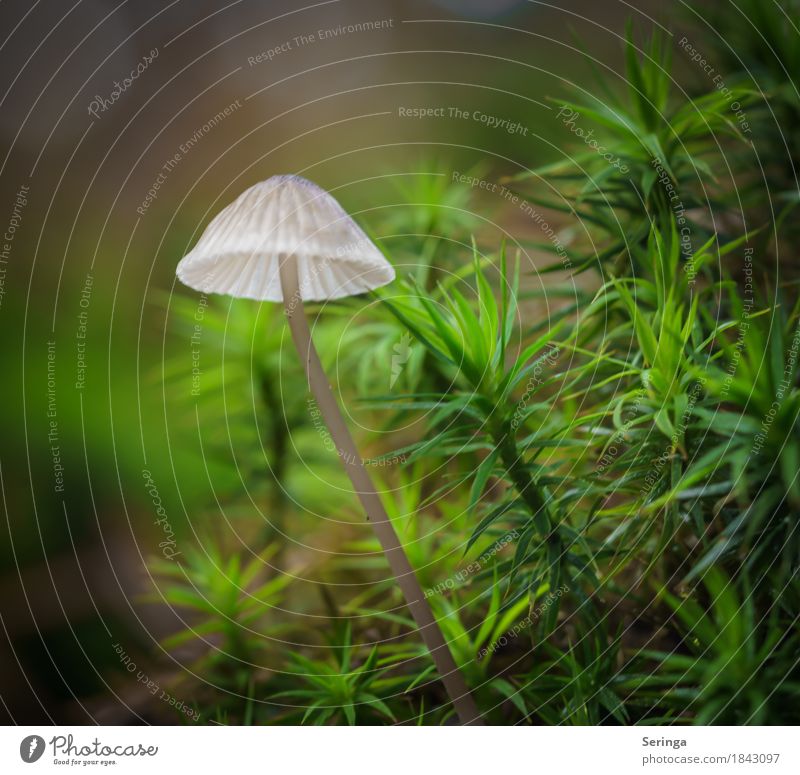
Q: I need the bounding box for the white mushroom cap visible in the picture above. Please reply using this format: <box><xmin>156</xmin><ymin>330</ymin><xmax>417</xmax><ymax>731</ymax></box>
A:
<box><xmin>176</xmin><ymin>175</ymin><xmax>395</xmax><ymax>302</ymax></box>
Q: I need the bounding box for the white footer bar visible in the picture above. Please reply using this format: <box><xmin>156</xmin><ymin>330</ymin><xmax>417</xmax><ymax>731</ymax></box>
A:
<box><xmin>1</xmin><ymin>726</ymin><xmax>795</xmax><ymax>774</ymax></box>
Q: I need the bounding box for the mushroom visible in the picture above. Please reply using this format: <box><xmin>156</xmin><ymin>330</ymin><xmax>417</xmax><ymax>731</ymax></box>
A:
<box><xmin>176</xmin><ymin>174</ymin><xmax>483</xmax><ymax>725</ymax></box>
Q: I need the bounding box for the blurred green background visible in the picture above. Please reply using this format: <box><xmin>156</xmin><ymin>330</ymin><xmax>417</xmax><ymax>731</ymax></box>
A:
<box><xmin>1</xmin><ymin>0</ymin><xmax>733</xmax><ymax>724</ymax></box>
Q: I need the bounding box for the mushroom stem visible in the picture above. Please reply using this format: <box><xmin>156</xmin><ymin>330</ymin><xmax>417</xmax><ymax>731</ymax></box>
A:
<box><xmin>279</xmin><ymin>254</ymin><xmax>483</xmax><ymax>726</ymax></box>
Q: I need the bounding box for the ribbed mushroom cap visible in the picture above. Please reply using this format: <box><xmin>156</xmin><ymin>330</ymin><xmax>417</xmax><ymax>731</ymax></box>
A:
<box><xmin>176</xmin><ymin>175</ymin><xmax>394</xmax><ymax>302</ymax></box>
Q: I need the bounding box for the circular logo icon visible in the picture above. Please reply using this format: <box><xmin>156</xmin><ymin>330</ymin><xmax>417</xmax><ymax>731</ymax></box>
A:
<box><xmin>19</xmin><ymin>735</ymin><xmax>45</xmax><ymax>763</ymax></box>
